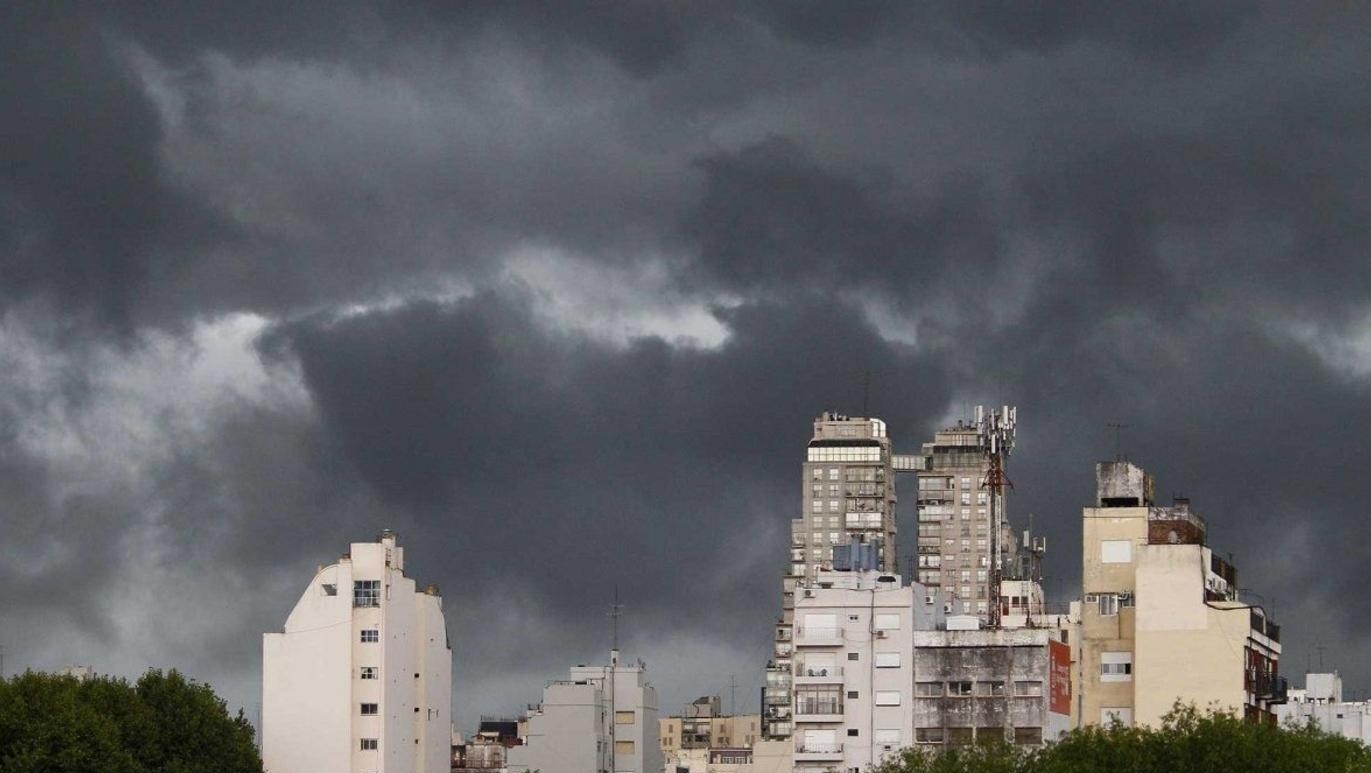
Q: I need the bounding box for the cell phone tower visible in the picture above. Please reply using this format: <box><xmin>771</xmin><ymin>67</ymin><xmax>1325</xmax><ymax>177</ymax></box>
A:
<box><xmin>977</xmin><ymin>405</ymin><xmax>1016</xmax><ymax>629</ymax></box>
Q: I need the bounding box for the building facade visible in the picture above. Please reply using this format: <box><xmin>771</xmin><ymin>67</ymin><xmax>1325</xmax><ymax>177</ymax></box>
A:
<box><xmin>509</xmin><ymin>654</ymin><xmax>661</xmax><ymax>773</ymax></box>
<box><xmin>262</xmin><ymin>531</ymin><xmax>452</xmax><ymax>773</ymax></box>
<box><xmin>914</xmin><ymin>407</ymin><xmax>1020</xmax><ymax>621</ymax></box>
<box><xmin>790</xmin><ymin>569</ymin><xmax>944</xmax><ymax>772</ymax></box>
<box><xmin>660</xmin><ymin>695</ymin><xmax>760</xmax><ymax>762</ymax></box>
<box><xmin>1078</xmin><ymin>461</ymin><xmax>1286</xmax><ymax>728</ymax></box>
<box><xmin>766</xmin><ymin>413</ymin><xmax>902</xmax><ymax>740</ymax></box>
<box><xmin>909</xmin><ymin>626</ymin><xmax>1073</xmax><ymax>747</ymax></box>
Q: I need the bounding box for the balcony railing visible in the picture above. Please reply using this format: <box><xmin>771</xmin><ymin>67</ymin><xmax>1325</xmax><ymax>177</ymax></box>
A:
<box><xmin>795</xmin><ymin>627</ymin><xmax>845</xmax><ymax>645</ymax></box>
<box><xmin>795</xmin><ymin>665</ymin><xmax>843</xmax><ymax>679</ymax></box>
<box><xmin>795</xmin><ymin>741</ymin><xmax>844</xmax><ymax>757</ymax></box>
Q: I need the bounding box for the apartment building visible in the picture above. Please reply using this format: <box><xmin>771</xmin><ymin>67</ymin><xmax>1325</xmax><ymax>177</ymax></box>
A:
<box><xmin>914</xmin><ymin>408</ymin><xmax>1020</xmax><ymax>621</ymax></box>
<box><xmin>1276</xmin><ymin>673</ymin><xmax>1371</xmax><ymax>743</ymax></box>
<box><xmin>1078</xmin><ymin>461</ymin><xmax>1286</xmax><ymax>728</ymax></box>
<box><xmin>660</xmin><ymin>695</ymin><xmax>760</xmax><ymax>760</ymax></box>
<box><xmin>765</xmin><ymin>413</ymin><xmax>902</xmax><ymax>740</ymax></box>
<box><xmin>509</xmin><ymin>653</ymin><xmax>661</xmax><ymax>773</ymax></box>
<box><xmin>262</xmin><ymin>530</ymin><xmax>451</xmax><ymax>773</ymax></box>
<box><xmin>790</xmin><ymin>568</ymin><xmax>944</xmax><ymax>773</ymax></box>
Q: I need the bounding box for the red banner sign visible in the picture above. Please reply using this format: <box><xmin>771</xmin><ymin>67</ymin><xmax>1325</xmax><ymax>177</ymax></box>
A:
<box><xmin>1049</xmin><ymin>639</ymin><xmax>1071</xmax><ymax>716</ymax></box>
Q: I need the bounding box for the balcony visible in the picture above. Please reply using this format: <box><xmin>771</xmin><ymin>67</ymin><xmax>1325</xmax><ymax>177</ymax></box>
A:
<box><xmin>794</xmin><ymin>665</ymin><xmax>843</xmax><ymax>684</ymax></box>
<box><xmin>794</xmin><ymin>741</ymin><xmax>844</xmax><ymax>761</ymax></box>
<box><xmin>794</xmin><ymin>627</ymin><xmax>844</xmax><ymax>646</ymax></box>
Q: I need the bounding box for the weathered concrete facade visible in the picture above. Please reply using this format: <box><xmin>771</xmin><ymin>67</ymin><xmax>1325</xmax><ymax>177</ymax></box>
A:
<box><xmin>910</xmin><ymin>628</ymin><xmax>1072</xmax><ymax>747</ymax></box>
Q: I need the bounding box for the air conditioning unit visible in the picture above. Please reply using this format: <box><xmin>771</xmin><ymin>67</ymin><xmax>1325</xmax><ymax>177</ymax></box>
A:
<box><xmin>803</xmin><ymin>590</ymin><xmax>814</xmax><ymax>597</ymax></box>
<box><xmin>875</xmin><ymin>630</ymin><xmax>888</xmax><ymax>638</ymax></box>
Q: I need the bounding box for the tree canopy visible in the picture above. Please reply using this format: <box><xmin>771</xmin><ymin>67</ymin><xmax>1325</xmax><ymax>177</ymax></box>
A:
<box><xmin>0</xmin><ymin>669</ymin><xmax>261</xmax><ymax>773</ymax></box>
<box><xmin>872</xmin><ymin>706</ymin><xmax>1371</xmax><ymax>773</ymax></box>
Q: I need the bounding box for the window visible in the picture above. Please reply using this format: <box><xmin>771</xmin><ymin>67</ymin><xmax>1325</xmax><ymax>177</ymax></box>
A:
<box><xmin>847</xmin><ymin>728</ymin><xmax>859</xmax><ymax>737</ymax></box>
<box><xmin>812</xmin><ymin>468</ymin><xmax>824</xmax><ymax>480</ymax></box>
<box><xmin>915</xmin><ymin>682</ymin><xmax>942</xmax><ymax>697</ymax></box>
<box><xmin>976</xmin><ymin>681</ymin><xmax>1005</xmax><ymax>697</ymax></box>
<box><xmin>960</xmin><ymin>477</ymin><xmax>971</xmax><ymax>488</ymax></box>
<box><xmin>1101</xmin><ymin>540</ymin><xmax>1132</xmax><ymax>563</ymax></box>
<box><xmin>828</xmin><ymin>468</ymin><xmax>842</xmax><ymax>480</ymax></box>
<box><xmin>1098</xmin><ymin>594</ymin><xmax>1119</xmax><ymax>616</ymax></box>
<box><xmin>1101</xmin><ymin>652</ymin><xmax>1133</xmax><ymax>682</ymax></box>
<box><xmin>812</xmin><ymin>500</ymin><xmax>824</xmax><ymax>512</ymax></box>
<box><xmin>360</xmin><ymin>666</ymin><xmax>378</xmax><ymax>680</ymax></box>
<box><xmin>874</xmin><ymin>614</ymin><xmax>901</xmax><ymax>631</ymax></box>
<box><xmin>828</xmin><ymin>500</ymin><xmax>841</xmax><ymax>512</ymax></box>
<box><xmin>1014</xmin><ymin>681</ymin><xmax>1043</xmax><ymax>696</ymax></box>
<box><xmin>875</xmin><ymin>652</ymin><xmax>900</xmax><ymax>668</ymax></box>
<box><xmin>847</xmin><ymin>690</ymin><xmax>859</xmax><ymax>699</ymax></box>
<box><xmin>614</xmin><ymin>740</ymin><xmax>635</xmax><ymax>755</ymax></box>
<box><xmin>915</xmin><ymin>728</ymin><xmax>943</xmax><ymax>744</ymax></box>
<box><xmin>847</xmin><ymin>652</ymin><xmax>859</xmax><ymax>661</ymax></box>
<box><xmin>321</xmin><ymin>583</ymin><xmax>337</xmax><ymax>596</ymax></box>
<box><xmin>876</xmin><ymin>729</ymin><xmax>901</xmax><ymax>744</ymax></box>
<box><xmin>615</xmin><ymin>711</ymin><xmax>635</xmax><ymax>725</ymax></box>
<box><xmin>360</xmin><ymin>629</ymin><xmax>379</xmax><ymax>643</ymax></box>
<box><xmin>360</xmin><ymin>738</ymin><xmax>378</xmax><ymax>750</ymax></box>
<box><xmin>960</xmin><ymin>493</ymin><xmax>971</xmax><ymax>505</ymax></box>
<box><xmin>874</xmin><ymin>691</ymin><xmax>901</xmax><ymax>706</ymax></box>
<box><xmin>1014</xmin><ymin>727</ymin><xmax>1042</xmax><ymax>745</ymax></box>
<box><xmin>360</xmin><ymin>703</ymin><xmax>378</xmax><ymax>715</ymax></box>
<box><xmin>353</xmin><ymin>580</ymin><xmax>381</xmax><ymax>608</ymax></box>
<box><xmin>948</xmin><ymin>681</ymin><xmax>973</xmax><ymax>696</ymax></box>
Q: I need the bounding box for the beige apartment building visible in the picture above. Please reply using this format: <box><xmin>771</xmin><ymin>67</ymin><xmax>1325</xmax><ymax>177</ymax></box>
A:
<box><xmin>660</xmin><ymin>695</ymin><xmax>760</xmax><ymax>759</ymax></box>
<box><xmin>1078</xmin><ymin>461</ymin><xmax>1285</xmax><ymax>728</ymax></box>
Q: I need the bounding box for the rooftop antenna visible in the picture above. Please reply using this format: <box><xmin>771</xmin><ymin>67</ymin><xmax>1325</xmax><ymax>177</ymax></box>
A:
<box><xmin>1106</xmin><ymin>422</ymin><xmax>1129</xmax><ymax>461</ymax></box>
<box><xmin>1316</xmin><ymin>643</ymin><xmax>1327</xmax><ymax>672</ymax></box>
<box><xmin>609</xmin><ymin>586</ymin><xmax>624</xmax><ymax>664</ymax></box>
<box><xmin>862</xmin><ymin>369</ymin><xmax>871</xmax><ymax>416</ymax></box>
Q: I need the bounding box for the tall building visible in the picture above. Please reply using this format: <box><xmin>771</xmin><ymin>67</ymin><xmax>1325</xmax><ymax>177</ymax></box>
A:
<box><xmin>509</xmin><ymin>653</ymin><xmax>661</xmax><ymax>773</ymax></box>
<box><xmin>790</xmin><ymin>568</ymin><xmax>944</xmax><ymax>772</ymax></box>
<box><xmin>765</xmin><ymin>413</ymin><xmax>900</xmax><ymax>740</ymax></box>
<box><xmin>914</xmin><ymin>407</ymin><xmax>1021</xmax><ymax>621</ymax></box>
<box><xmin>262</xmin><ymin>530</ymin><xmax>452</xmax><ymax>773</ymax></box>
<box><xmin>1078</xmin><ymin>461</ymin><xmax>1286</xmax><ymax>728</ymax></box>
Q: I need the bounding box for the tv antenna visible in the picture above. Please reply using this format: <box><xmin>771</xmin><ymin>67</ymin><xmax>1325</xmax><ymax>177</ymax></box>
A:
<box><xmin>1107</xmin><ymin>422</ymin><xmax>1129</xmax><ymax>460</ymax></box>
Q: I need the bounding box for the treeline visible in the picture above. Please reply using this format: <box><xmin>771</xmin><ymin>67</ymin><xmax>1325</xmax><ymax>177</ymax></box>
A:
<box><xmin>873</xmin><ymin>706</ymin><xmax>1371</xmax><ymax>773</ymax></box>
<box><xmin>0</xmin><ymin>669</ymin><xmax>261</xmax><ymax>773</ymax></box>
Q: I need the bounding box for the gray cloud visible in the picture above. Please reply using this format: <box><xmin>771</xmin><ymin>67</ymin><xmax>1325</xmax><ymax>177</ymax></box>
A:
<box><xmin>1</xmin><ymin>0</ymin><xmax>1369</xmax><ymax>732</ymax></box>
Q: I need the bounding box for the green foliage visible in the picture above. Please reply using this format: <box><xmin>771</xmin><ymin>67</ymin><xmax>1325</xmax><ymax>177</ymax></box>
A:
<box><xmin>0</xmin><ymin>669</ymin><xmax>262</xmax><ymax>773</ymax></box>
<box><xmin>873</xmin><ymin>704</ymin><xmax>1371</xmax><ymax>773</ymax></box>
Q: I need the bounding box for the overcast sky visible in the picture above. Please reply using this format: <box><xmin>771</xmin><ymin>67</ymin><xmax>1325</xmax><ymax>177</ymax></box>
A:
<box><xmin>2</xmin><ymin>2</ymin><xmax>1370</xmax><ymax>732</ymax></box>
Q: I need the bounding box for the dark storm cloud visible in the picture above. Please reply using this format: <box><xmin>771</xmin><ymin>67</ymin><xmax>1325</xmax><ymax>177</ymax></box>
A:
<box><xmin>2</xmin><ymin>0</ymin><xmax>1371</xmax><ymax>729</ymax></box>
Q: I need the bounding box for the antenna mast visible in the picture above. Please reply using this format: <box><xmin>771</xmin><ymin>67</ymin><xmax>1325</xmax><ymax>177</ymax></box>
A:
<box><xmin>978</xmin><ymin>405</ymin><xmax>1016</xmax><ymax>629</ymax></box>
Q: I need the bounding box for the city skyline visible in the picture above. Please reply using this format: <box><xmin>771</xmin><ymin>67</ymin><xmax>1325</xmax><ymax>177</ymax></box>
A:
<box><xmin>2</xmin><ymin>2</ymin><xmax>1370</xmax><ymax>738</ymax></box>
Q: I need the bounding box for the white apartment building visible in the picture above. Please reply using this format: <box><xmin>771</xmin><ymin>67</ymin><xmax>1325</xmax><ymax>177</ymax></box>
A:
<box><xmin>1276</xmin><ymin>673</ymin><xmax>1371</xmax><ymax>743</ymax></box>
<box><xmin>262</xmin><ymin>531</ymin><xmax>452</xmax><ymax>773</ymax></box>
<box><xmin>791</xmin><ymin>569</ymin><xmax>944</xmax><ymax>773</ymax></box>
<box><xmin>510</xmin><ymin>652</ymin><xmax>661</xmax><ymax>773</ymax></box>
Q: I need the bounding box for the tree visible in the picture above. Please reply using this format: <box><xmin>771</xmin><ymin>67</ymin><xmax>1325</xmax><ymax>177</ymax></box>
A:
<box><xmin>0</xmin><ymin>670</ymin><xmax>261</xmax><ymax>773</ymax></box>
<box><xmin>873</xmin><ymin>705</ymin><xmax>1371</xmax><ymax>773</ymax></box>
